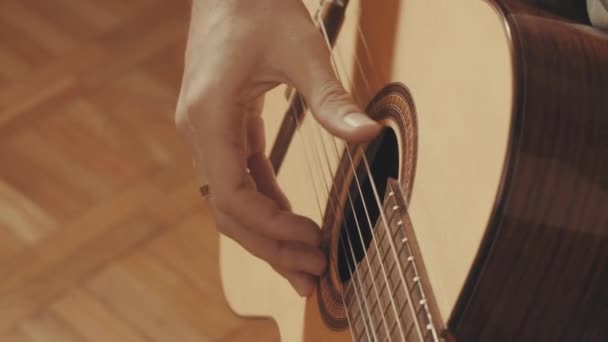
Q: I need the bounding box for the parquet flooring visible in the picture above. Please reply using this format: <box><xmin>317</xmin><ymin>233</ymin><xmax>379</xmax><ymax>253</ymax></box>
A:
<box><xmin>0</xmin><ymin>0</ymin><xmax>280</xmax><ymax>340</ymax></box>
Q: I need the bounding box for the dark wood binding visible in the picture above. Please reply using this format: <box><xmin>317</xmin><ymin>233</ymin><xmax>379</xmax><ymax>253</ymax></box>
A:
<box><xmin>522</xmin><ymin>0</ymin><xmax>591</xmax><ymax>24</ymax></box>
<box><xmin>449</xmin><ymin>1</ymin><xmax>608</xmax><ymax>341</ymax></box>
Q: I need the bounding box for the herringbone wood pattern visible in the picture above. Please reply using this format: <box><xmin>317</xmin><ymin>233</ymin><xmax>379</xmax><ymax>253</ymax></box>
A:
<box><xmin>0</xmin><ymin>0</ymin><xmax>279</xmax><ymax>340</ymax></box>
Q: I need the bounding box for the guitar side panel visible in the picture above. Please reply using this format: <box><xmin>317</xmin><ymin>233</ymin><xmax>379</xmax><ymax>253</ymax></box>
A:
<box><xmin>449</xmin><ymin>2</ymin><xmax>608</xmax><ymax>340</ymax></box>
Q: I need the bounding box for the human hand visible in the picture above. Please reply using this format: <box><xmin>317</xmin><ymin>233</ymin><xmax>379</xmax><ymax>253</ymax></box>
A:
<box><xmin>175</xmin><ymin>0</ymin><xmax>381</xmax><ymax>296</ymax></box>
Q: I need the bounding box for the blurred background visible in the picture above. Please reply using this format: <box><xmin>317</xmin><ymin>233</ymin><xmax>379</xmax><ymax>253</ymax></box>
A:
<box><xmin>0</xmin><ymin>0</ymin><xmax>278</xmax><ymax>340</ymax></box>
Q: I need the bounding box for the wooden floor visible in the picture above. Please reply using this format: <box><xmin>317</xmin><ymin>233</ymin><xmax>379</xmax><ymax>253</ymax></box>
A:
<box><xmin>0</xmin><ymin>0</ymin><xmax>279</xmax><ymax>340</ymax></box>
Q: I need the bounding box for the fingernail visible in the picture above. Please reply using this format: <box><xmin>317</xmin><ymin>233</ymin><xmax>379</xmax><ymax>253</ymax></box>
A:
<box><xmin>343</xmin><ymin>113</ymin><xmax>377</xmax><ymax>128</ymax></box>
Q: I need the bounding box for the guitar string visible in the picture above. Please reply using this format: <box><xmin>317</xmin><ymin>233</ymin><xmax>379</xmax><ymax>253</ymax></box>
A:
<box><xmin>272</xmin><ymin>6</ymin><xmax>379</xmax><ymax>340</ymax></box>
<box><xmin>331</xmin><ymin>27</ymin><xmax>426</xmax><ymax>341</ymax></box>
<box><xmin>353</xmin><ymin>25</ymin><xmax>439</xmax><ymax>341</ymax></box>
<box><xmin>299</xmin><ymin>76</ymin><xmax>399</xmax><ymax>339</ymax></box>
<box><xmin>317</xmin><ymin>16</ymin><xmax>408</xmax><ymax>341</ymax></box>
<box><xmin>298</xmin><ymin>7</ymin><xmax>382</xmax><ymax>334</ymax></box>
<box><xmin>285</xmin><ymin>8</ymin><xmax>394</xmax><ymax>340</ymax></box>
<box><xmin>288</xmin><ymin>95</ymin><xmax>376</xmax><ymax>341</ymax></box>
<box><xmin>296</xmin><ymin>4</ymin><xmax>394</xmax><ymax>340</ymax></box>
<box><xmin>309</xmin><ymin>102</ymin><xmax>396</xmax><ymax>338</ymax></box>
<box><xmin>302</xmin><ymin>106</ymin><xmax>382</xmax><ymax>340</ymax></box>
<box><xmin>291</xmin><ymin>1</ymin><xmax>423</xmax><ymax>340</ymax></box>
<box><xmin>312</xmin><ymin>4</ymin><xmax>406</xmax><ymax>339</ymax></box>
<box><xmin>299</xmin><ymin>93</ymin><xmax>390</xmax><ymax>339</ymax></box>
<box><xmin>319</xmin><ymin>3</ymin><xmax>437</xmax><ymax>340</ymax></box>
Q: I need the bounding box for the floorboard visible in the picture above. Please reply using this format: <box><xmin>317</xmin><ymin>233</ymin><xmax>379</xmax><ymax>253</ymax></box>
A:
<box><xmin>0</xmin><ymin>0</ymin><xmax>280</xmax><ymax>340</ymax></box>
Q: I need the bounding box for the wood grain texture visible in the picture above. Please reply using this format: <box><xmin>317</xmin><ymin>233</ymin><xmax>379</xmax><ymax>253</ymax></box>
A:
<box><xmin>0</xmin><ymin>0</ymin><xmax>279</xmax><ymax>340</ymax></box>
<box><xmin>450</xmin><ymin>1</ymin><xmax>608</xmax><ymax>341</ymax></box>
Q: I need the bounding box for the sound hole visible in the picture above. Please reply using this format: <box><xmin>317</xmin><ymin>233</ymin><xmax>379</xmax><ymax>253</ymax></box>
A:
<box><xmin>337</xmin><ymin>127</ymin><xmax>399</xmax><ymax>283</ymax></box>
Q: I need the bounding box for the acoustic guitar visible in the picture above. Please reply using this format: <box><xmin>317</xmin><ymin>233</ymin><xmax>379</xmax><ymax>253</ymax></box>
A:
<box><xmin>219</xmin><ymin>0</ymin><xmax>608</xmax><ymax>340</ymax></box>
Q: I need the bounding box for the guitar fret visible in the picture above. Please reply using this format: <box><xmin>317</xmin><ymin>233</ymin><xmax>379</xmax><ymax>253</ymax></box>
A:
<box><xmin>366</xmin><ymin>231</ymin><xmax>409</xmax><ymax>294</ymax></box>
<box><xmin>352</xmin><ymin>313</ymin><xmax>366</xmax><ymax>341</ymax></box>
<box><xmin>371</xmin><ymin>303</ymin><xmax>387</xmax><ymax>340</ymax></box>
<box><xmin>351</xmin><ymin>298</ymin><xmax>373</xmax><ymax>342</ymax></box>
<box><xmin>398</xmin><ymin>302</ymin><xmax>416</xmax><ymax>340</ymax></box>
<box><xmin>344</xmin><ymin>183</ymin><xmax>440</xmax><ymax>342</ymax></box>
<box><xmin>405</xmin><ymin>320</ymin><xmax>418</xmax><ymax>341</ymax></box>
<box><xmin>346</xmin><ymin>281</ymin><xmax>376</xmax><ymax>342</ymax></box>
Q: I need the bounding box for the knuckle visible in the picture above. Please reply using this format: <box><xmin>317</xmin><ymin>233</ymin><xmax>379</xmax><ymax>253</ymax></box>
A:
<box><xmin>213</xmin><ymin>211</ymin><xmax>233</xmax><ymax>237</ymax></box>
<box><xmin>174</xmin><ymin>107</ymin><xmax>190</xmax><ymax>133</ymax></box>
<box><xmin>174</xmin><ymin>80</ymin><xmax>220</xmax><ymax>132</ymax></box>
<box><xmin>275</xmin><ymin>241</ymin><xmax>295</xmax><ymax>269</ymax></box>
<box><xmin>213</xmin><ymin>194</ymin><xmax>232</xmax><ymax>214</ymax></box>
<box><xmin>315</xmin><ymin>80</ymin><xmax>349</xmax><ymax>109</ymax></box>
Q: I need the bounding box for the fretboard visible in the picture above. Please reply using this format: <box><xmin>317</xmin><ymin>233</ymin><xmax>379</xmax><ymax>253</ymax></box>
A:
<box><xmin>342</xmin><ymin>180</ymin><xmax>440</xmax><ymax>342</ymax></box>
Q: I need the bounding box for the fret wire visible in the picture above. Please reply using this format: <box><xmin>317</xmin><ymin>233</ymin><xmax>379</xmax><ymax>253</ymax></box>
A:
<box><xmin>359</xmin><ymin>230</ymin><xmax>387</xmax><ymax>282</ymax></box>
<box><xmin>360</xmin><ymin>163</ymin><xmax>427</xmax><ymax>341</ymax></box>
<box><xmin>347</xmin><ymin>287</ymin><xmax>362</xmax><ymax>324</ymax></box>
<box><xmin>371</xmin><ymin>304</ymin><xmax>385</xmax><ymax>339</ymax></box>
<box><xmin>407</xmin><ymin>276</ymin><xmax>420</xmax><ymax>295</ymax></box>
<box><xmin>363</xmin><ymin>238</ymin><xmax>394</xmax><ymax>298</ymax></box>
<box><xmin>332</xmin><ymin>176</ymin><xmax>388</xmax><ymax>340</ymax></box>
<box><xmin>379</xmin><ymin>290</ymin><xmax>398</xmax><ymax>329</ymax></box>
<box><xmin>400</xmin><ymin>228</ymin><xmax>440</xmax><ymax>341</ymax></box>
<box><xmin>354</xmin><ymin>325</ymin><xmax>368</xmax><ymax>342</ymax></box>
<box><xmin>332</xmin><ymin>162</ymin><xmax>394</xmax><ymax>339</ymax></box>
<box><xmin>364</xmin><ymin>200</ymin><xmax>410</xmax><ymax>285</ymax></box>
<box><xmin>347</xmin><ymin>291</ymin><xmax>363</xmax><ymax>328</ymax></box>
<box><xmin>346</xmin><ymin>279</ymin><xmax>376</xmax><ymax>341</ymax></box>
<box><xmin>373</xmin><ymin>271</ymin><xmax>409</xmax><ymax>342</ymax></box>
<box><xmin>341</xmin><ymin>4</ymin><xmax>440</xmax><ymax>338</ymax></box>
<box><xmin>404</xmin><ymin>320</ymin><xmax>416</xmax><ymax>341</ymax></box>
<box><xmin>409</xmin><ymin>279</ymin><xmax>422</xmax><ymax>297</ymax></box>
<box><xmin>362</xmin><ymin>212</ymin><xmax>398</xmax><ymax>282</ymax></box>
<box><xmin>369</xmin><ymin>234</ymin><xmax>410</xmax><ymax>292</ymax></box>
<box><xmin>362</xmin><ymin>224</ymin><xmax>392</xmax><ymax>282</ymax></box>
<box><xmin>385</xmin><ymin>202</ymin><xmax>401</xmax><ymax>227</ymax></box>
<box><xmin>416</xmin><ymin>301</ymin><xmax>427</xmax><ymax>316</ymax></box>
<box><xmin>389</xmin><ymin>268</ymin><xmax>405</xmax><ymax>297</ymax></box>
<box><xmin>389</xmin><ymin>296</ymin><xmax>415</xmax><ymax>341</ymax></box>
<box><xmin>340</xmin><ymin>218</ymin><xmax>377</xmax><ymax>341</ymax></box>
<box><xmin>350</xmin><ymin>305</ymin><xmax>366</xmax><ymax>342</ymax></box>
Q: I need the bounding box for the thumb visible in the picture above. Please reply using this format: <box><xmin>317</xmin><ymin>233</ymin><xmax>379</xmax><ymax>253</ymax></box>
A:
<box><xmin>284</xmin><ymin>38</ymin><xmax>381</xmax><ymax>143</ymax></box>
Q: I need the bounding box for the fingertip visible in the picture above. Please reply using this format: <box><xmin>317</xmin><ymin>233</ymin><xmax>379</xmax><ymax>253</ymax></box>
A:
<box><xmin>317</xmin><ymin>107</ymin><xmax>382</xmax><ymax>143</ymax></box>
<box><xmin>343</xmin><ymin>112</ymin><xmax>377</xmax><ymax>128</ymax></box>
<box><xmin>306</xmin><ymin>247</ymin><xmax>328</xmax><ymax>276</ymax></box>
<box><xmin>342</xmin><ymin>112</ymin><xmax>383</xmax><ymax>143</ymax></box>
<box><xmin>296</xmin><ymin>285</ymin><xmax>313</xmax><ymax>298</ymax></box>
<box><xmin>290</xmin><ymin>274</ymin><xmax>316</xmax><ymax>297</ymax></box>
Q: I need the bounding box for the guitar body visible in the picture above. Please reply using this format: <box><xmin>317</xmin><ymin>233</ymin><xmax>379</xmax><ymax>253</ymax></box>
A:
<box><xmin>220</xmin><ymin>0</ymin><xmax>608</xmax><ymax>341</ymax></box>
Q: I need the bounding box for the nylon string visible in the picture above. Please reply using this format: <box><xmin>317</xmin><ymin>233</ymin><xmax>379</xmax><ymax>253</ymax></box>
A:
<box><xmin>288</xmin><ymin>92</ymin><xmax>376</xmax><ymax>341</ymax></box>
<box><xmin>318</xmin><ymin>15</ymin><xmax>409</xmax><ymax>341</ymax></box>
